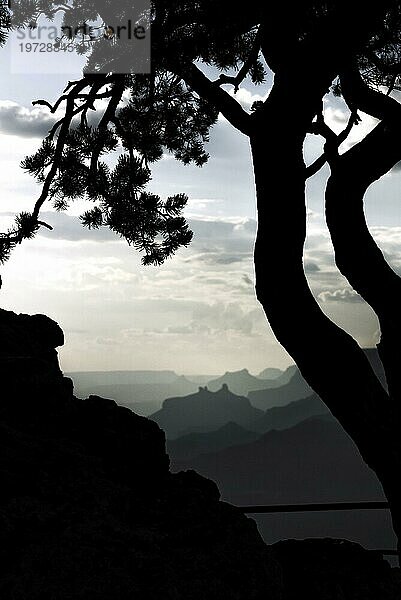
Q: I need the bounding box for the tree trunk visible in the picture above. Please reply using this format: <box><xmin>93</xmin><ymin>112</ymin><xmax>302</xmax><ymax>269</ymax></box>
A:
<box><xmin>250</xmin><ymin>121</ymin><xmax>401</xmax><ymax>558</ymax></box>
<box><xmin>326</xmin><ymin>119</ymin><xmax>401</xmax><ymax>403</ymax></box>
<box><xmin>324</xmin><ymin>118</ymin><xmax>401</xmax><ymax>557</ymax></box>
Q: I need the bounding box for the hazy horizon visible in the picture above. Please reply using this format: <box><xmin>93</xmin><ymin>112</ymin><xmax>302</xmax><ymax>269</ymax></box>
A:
<box><xmin>65</xmin><ymin>365</ymin><xmax>289</xmax><ymax>376</ymax></box>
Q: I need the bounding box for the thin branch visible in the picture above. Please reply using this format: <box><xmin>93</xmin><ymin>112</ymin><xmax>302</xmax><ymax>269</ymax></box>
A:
<box><xmin>111</xmin><ymin>116</ymin><xmax>134</xmax><ymax>160</ymax></box>
<box><xmin>46</xmin><ymin>79</ymin><xmax>111</xmax><ymax>140</ymax></box>
<box><xmin>2</xmin><ymin>75</ymin><xmax>126</xmax><ymax>251</ymax></box>
<box><xmin>366</xmin><ymin>50</ymin><xmax>401</xmax><ymax>77</ymax></box>
<box><xmin>90</xmin><ymin>76</ymin><xmax>126</xmax><ymax>174</ymax></box>
<box><xmin>304</xmin><ymin>153</ymin><xmax>327</xmax><ymax>179</ymax></box>
<box><xmin>63</xmin><ymin>79</ymin><xmax>82</xmax><ymax>93</ymax></box>
<box><xmin>387</xmin><ymin>73</ymin><xmax>398</xmax><ymax>96</ymax></box>
<box><xmin>340</xmin><ymin>62</ymin><xmax>401</xmax><ymax>121</ymax></box>
<box><xmin>32</xmin><ymin>88</ymin><xmax>79</xmax><ymax>223</ymax></box>
<box><xmin>79</xmin><ymin>79</ymin><xmax>110</xmax><ymax>127</ymax></box>
<box><xmin>32</xmin><ymin>99</ymin><xmax>53</xmax><ymax>111</ymax></box>
<box><xmin>33</xmin><ymin>76</ymin><xmax>114</xmax><ymax>114</ymax></box>
<box><xmin>214</xmin><ymin>28</ymin><xmax>262</xmax><ymax>92</ymax></box>
<box><xmin>37</xmin><ymin>220</ymin><xmax>53</xmax><ymax>230</ymax></box>
<box><xmin>33</xmin><ymin>91</ymin><xmax>113</xmax><ymax>113</ymax></box>
<box><xmin>305</xmin><ymin>109</ymin><xmax>360</xmax><ymax>178</ymax></box>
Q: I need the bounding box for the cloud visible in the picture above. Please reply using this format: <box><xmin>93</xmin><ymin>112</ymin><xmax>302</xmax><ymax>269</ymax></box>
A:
<box><xmin>227</xmin><ymin>87</ymin><xmax>268</xmax><ymax>111</ymax></box>
<box><xmin>325</xmin><ymin>106</ymin><xmax>349</xmax><ymax>127</ymax></box>
<box><xmin>28</xmin><ymin>211</ymin><xmax>257</xmax><ymax>251</ymax></box>
<box><xmin>0</xmin><ymin>210</ymin><xmax>119</xmax><ymax>243</ymax></box>
<box><xmin>96</xmin><ymin>336</ymin><xmax>122</xmax><ymax>346</ymax></box>
<box><xmin>371</xmin><ymin>226</ymin><xmax>401</xmax><ymax>247</ymax></box>
<box><xmin>185</xmin><ymin>198</ymin><xmax>224</xmax><ymax>214</ymax></box>
<box><xmin>190</xmin><ymin>216</ymin><xmax>256</xmax><ymax>242</ymax></box>
<box><xmin>307</xmin><ymin>208</ymin><xmax>321</xmax><ymax>219</ymax></box>
<box><xmin>318</xmin><ymin>288</ymin><xmax>363</xmax><ymax>303</ymax></box>
<box><xmin>188</xmin><ymin>251</ymin><xmax>249</xmax><ymax>266</ymax></box>
<box><xmin>304</xmin><ymin>261</ymin><xmax>320</xmax><ymax>273</ymax></box>
<box><xmin>37</xmin><ymin>211</ymin><xmax>118</xmax><ymax>242</ymax></box>
<box><xmin>0</xmin><ymin>202</ymin><xmax>379</xmax><ymax>373</ymax></box>
<box><xmin>167</xmin><ymin>302</ymin><xmax>258</xmax><ymax>336</ymax></box>
<box><xmin>318</xmin><ymin>94</ymin><xmax>379</xmax><ymax>154</ymax></box>
<box><xmin>0</xmin><ymin>94</ymin><xmax>117</xmax><ymax>140</ymax></box>
<box><xmin>3</xmin><ymin>76</ymin><xmax>392</xmax><ymax>374</ymax></box>
<box><xmin>166</xmin><ymin>325</ymin><xmax>194</xmax><ymax>335</ymax></box>
<box><xmin>0</xmin><ymin>100</ymin><xmax>58</xmax><ymax>138</ymax></box>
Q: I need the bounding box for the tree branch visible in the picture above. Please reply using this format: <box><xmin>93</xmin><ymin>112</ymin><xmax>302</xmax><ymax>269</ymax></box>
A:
<box><xmin>326</xmin><ymin>116</ymin><xmax>401</xmax><ymax>402</ymax></box>
<box><xmin>340</xmin><ymin>62</ymin><xmax>401</xmax><ymax>120</ymax></box>
<box><xmin>305</xmin><ymin>110</ymin><xmax>360</xmax><ymax>178</ymax></box>
<box><xmin>213</xmin><ymin>27</ymin><xmax>262</xmax><ymax>92</ymax></box>
<box><xmin>90</xmin><ymin>76</ymin><xmax>126</xmax><ymax>174</ymax></box>
<box><xmin>6</xmin><ymin>77</ymin><xmax>116</xmax><ymax>246</ymax></box>
<box><xmin>32</xmin><ymin>85</ymin><xmax>83</xmax><ymax>223</ymax></box>
<box><xmin>32</xmin><ymin>89</ymin><xmax>113</xmax><ymax>115</ymax></box>
<box><xmin>172</xmin><ymin>62</ymin><xmax>251</xmax><ymax>135</ymax></box>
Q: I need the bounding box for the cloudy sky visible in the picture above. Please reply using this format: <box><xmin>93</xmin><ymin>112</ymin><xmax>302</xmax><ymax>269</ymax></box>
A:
<box><xmin>1</xmin><ymin>25</ymin><xmax>401</xmax><ymax>376</ymax></box>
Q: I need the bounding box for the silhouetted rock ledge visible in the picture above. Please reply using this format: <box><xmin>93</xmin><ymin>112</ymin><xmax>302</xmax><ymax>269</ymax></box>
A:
<box><xmin>0</xmin><ymin>307</ymin><xmax>72</xmax><ymax>395</ymax></box>
<box><xmin>0</xmin><ymin>309</ymin><xmax>280</xmax><ymax>599</ymax></box>
<box><xmin>1</xmin><ymin>308</ymin><xmax>400</xmax><ymax>599</ymax></box>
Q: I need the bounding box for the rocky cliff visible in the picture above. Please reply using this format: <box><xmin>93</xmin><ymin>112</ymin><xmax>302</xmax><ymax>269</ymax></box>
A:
<box><xmin>0</xmin><ymin>308</ymin><xmax>279</xmax><ymax>599</ymax></box>
<box><xmin>0</xmin><ymin>307</ymin><xmax>400</xmax><ymax>599</ymax></box>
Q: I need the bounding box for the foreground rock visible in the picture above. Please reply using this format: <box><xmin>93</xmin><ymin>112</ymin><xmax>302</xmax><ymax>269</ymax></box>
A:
<box><xmin>0</xmin><ymin>308</ymin><xmax>280</xmax><ymax>599</ymax></box>
<box><xmin>1</xmin><ymin>308</ymin><xmax>400</xmax><ymax>599</ymax></box>
<box><xmin>273</xmin><ymin>539</ymin><xmax>401</xmax><ymax>599</ymax></box>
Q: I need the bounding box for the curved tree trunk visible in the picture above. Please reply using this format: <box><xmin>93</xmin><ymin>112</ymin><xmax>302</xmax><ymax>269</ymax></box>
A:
<box><xmin>250</xmin><ymin>118</ymin><xmax>401</xmax><ymax>557</ymax></box>
<box><xmin>326</xmin><ymin>119</ymin><xmax>401</xmax><ymax>402</ymax></box>
<box><xmin>324</xmin><ymin>118</ymin><xmax>401</xmax><ymax>555</ymax></box>
<box><xmin>168</xmin><ymin>0</ymin><xmax>401</xmax><ymax>563</ymax></box>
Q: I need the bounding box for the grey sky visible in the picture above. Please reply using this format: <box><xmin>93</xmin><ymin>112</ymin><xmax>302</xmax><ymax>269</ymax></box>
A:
<box><xmin>0</xmin><ymin>27</ymin><xmax>400</xmax><ymax>375</ymax></box>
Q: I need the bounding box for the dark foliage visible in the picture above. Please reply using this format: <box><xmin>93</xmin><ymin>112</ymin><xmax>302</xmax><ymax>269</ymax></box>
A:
<box><xmin>2</xmin><ymin>2</ymin><xmax>401</xmax><ymax>264</ymax></box>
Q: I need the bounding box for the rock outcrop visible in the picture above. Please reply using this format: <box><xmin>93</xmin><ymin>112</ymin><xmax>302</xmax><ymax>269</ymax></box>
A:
<box><xmin>1</xmin><ymin>308</ymin><xmax>400</xmax><ymax>599</ymax></box>
<box><xmin>0</xmin><ymin>308</ymin><xmax>280</xmax><ymax>599</ymax></box>
<box><xmin>0</xmin><ymin>307</ymin><xmax>72</xmax><ymax>394</ymax></box>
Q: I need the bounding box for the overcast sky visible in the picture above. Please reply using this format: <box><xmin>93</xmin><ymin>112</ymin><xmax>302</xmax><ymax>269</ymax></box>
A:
<box><xmin>1</xmin><ymin>27</ymin><xmax>401</xmax><ymax>376</ymax></box>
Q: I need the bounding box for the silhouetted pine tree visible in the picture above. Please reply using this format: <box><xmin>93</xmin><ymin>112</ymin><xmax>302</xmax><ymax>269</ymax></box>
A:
<box><xmin>2</xmin><ymin>0</ymin><xmax>401</xmax><ymax>559</ymax></box>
